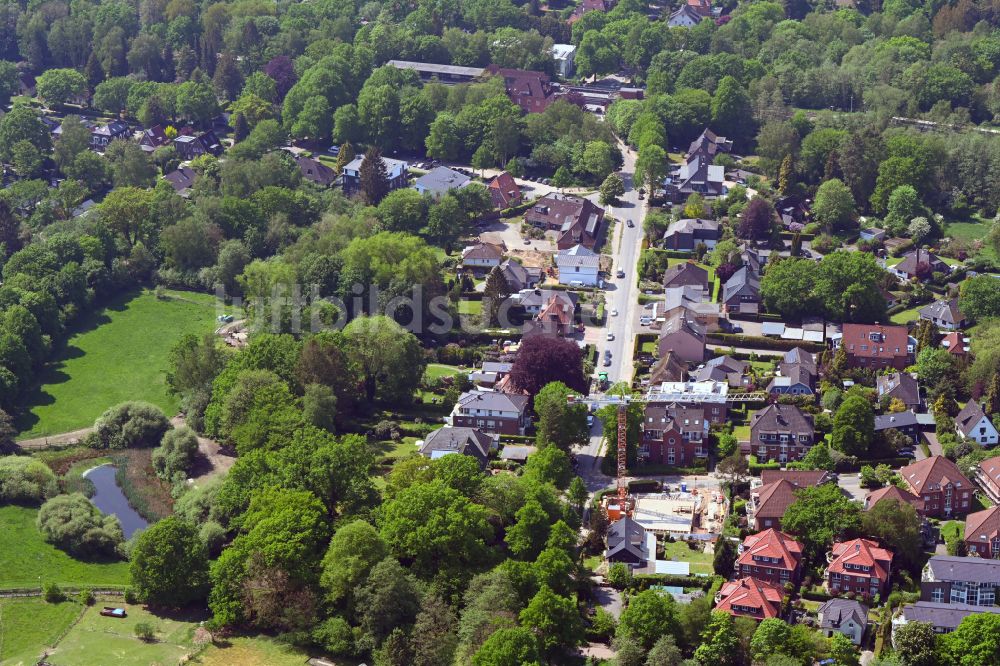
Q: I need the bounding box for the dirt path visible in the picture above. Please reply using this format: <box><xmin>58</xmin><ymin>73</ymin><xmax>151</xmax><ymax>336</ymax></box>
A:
<box><xmin>16</xmin><ymin>427</ymin><xmax>94</xmax><ymax>450</ymax></box>
<box><xmin>169</xmin><ymin>416</ymin><xmax>235</xmax><ymax>481</ymax></box>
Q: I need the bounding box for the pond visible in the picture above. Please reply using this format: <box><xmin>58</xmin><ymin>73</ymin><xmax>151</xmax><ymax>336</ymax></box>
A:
<box><xmin>83</xmin><ymin>464</ymin><xmax>149</xmax><ymax>539</ymax></box>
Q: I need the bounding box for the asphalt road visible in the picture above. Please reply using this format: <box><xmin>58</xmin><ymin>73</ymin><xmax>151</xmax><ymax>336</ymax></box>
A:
<box><xmin>575</xmin><ymin>142</ymin><xmax>647</xmax><ymax>493</ymax></box>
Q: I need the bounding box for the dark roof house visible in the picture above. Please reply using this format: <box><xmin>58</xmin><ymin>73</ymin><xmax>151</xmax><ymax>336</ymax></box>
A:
<box><xmin>296</xmin><ymin>156</ymin><xmax>336</xmax><ymax>187</ymax></box>
<box><xmin>876</xmin><ymin>373</ymin><xmax>922</xmax><ymax>409</ymax></box>
<box><xmin>919</xmin><ymin>298</ymin><xmax>967</xmax><ymax>329</ymax></box>
<box><xmin>419</xmin><ymin>426</ymin><xmax>498</xmax><ymax>468</ymax></box>
<box><xmin>163</xmin><ymin>166</ymin><xmax>196</xmax><ymax>194</ymax></box>
<box><xmin>605</xmin><ymin>516</ymin><xmax>649</xmax><ymax>565</ymax></box>
<box><xmin>524</xmin><ymin>194</ymin><xmax>604</xmax><ymax>250</ymax></box>
<box><xmin>663</xmin><ymin>262</ymin><xmax>710</xmax><ymax>293</ymax></box>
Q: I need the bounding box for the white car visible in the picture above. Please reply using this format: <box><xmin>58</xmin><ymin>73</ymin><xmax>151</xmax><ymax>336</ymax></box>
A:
<box><xmin>606</xmin><ymin>332</ymin><xmax>614</xmax><ymax>341</ymax></box>
<box><xmin>610</xmin><ymin>309</ymin><xmax>618</xmax><ymax>316</ymax></box>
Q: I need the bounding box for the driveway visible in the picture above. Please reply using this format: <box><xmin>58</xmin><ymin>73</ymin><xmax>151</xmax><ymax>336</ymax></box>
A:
<box><xmin>592</xmin><ymin>581</ymin><xmax>623</xmax><ymax>618</ymax></box>
<box><xmin>838</xmin><ymin>472</ymin><xmax>867</xmax><ymax>502</ymax></box>
<box><xmin>920</xmin><ymin>432</ymin><xmax>942</xmax><ymax>460</ymax></box>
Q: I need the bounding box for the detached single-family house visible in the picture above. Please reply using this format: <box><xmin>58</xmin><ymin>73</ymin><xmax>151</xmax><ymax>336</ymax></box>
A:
<box><xmin>163</xmin><ymin>166</ymin><xmax>196</xmax><ymax>195</ymax></box>
<box><xmin>818</xmin><ymin>599</ymin><xmax>868</xmax><ymax>645</ymax></box>
<box><xmin>498</xmin><ymin>259</ymin><xmax>541</xmax><ymax>291</ymax></box>
<box><xmin>656</xmin><ymin>313</ymin><xmax>706</xmax><ymax>365</ymax></box>
<box><xmin>941</xmin><ymin>331</ymin><xmax>971</xmax><ymax>358</ymax></box>
<box><xmin>525</xmin><ymin>292</ymin><xmax>576</xmax><ymax>337</ymax></box>
<box><xmin>296</xmin><ymin>156</ymin><xmax>336</xmax><ymax>187</ymax></box>
<box><xmin>825</xmin><ymin>537</ymin><xmax>894</xmax><ymax>600</ymax></box>
<box><xmin>894</xmin><ymin>602</ymin><xmax>1000</xmax><ymax>637</ymax></box>
<box><xmin>90</xmin><ymin>120</ymin><xmax>130</xmax><ymax>150</ymax></box>
<box><xmin>605</xmin><ymin>516</ymin><xmax>649</xmax><ymax>566</ymax></box>
<box><xmin>749</xmin><ymin>404</ymin><xmax>815</xmax><ymax>462</ymax></box>
<box><xmin>900</xmin><ymin>456</ymin><xmax>975</xmax><ymax>518</ymax></box>
<box><xmin>484</xmin><ymin>65</ymin><xmax>558</xmax><ymax>114</ymax></box>
<box><xmin>524</xmin><ymin>194</ymin><xmax>604</xmax><ymax>250</ymax></box>
<box><xmin>920</xmin><ymin>298</ymin><xmax>968</xmax><ymax>330</ymax></box>
<box><xmin>714</xmin><ymin>578</ymin><xmax>783</xmax><ymax>621</ymax></box>
<box><xmin>461</xmin><ymin>242</ymin><xmax>505</xmax><ymax>272</ymax></box>
<box><xmin>556</xmin><ymin>244</ymin><xmax>600</xmax><ymax>286</ymax></box>
<box><xmin>641</xmin><ymin>403</ymin><xmax>710</xmax><ymax>465</ymax></box>
<box><xmin>662</xmin><ymin>218</ymin><xmax>720</xmax><ymax>252</ymax></box>
<box><xmin>413</xmin><ymin>166</ymin><xmax>470</xmax><ymax>198</ymax></box>
<box><xmin>964</xmin><ymin>506</ymin><xmax>1000</xmax><ymax>559</ymax></box>
<box><xmin>418</xmin><ymin>426</ymin><xmax>498</xmax><ymax>469</ymax></box>
<box><xmin>173</xmin><ymin>130</ymin><xmax>222</xmax><ymax>160</ymax></box>
<box><xmin>892</xmin><ymin>249</ymin><xmax>949</xmax><ymax>281</ymax></box>
<box><xmin>721</xmin><ymin>266</ymin><xmax>761</xmax><ymax>314</ymax></box>
<box><xmin>835</xmin><ymin>323</ymin><xmax>913</xmax><ymax>371</ymax></box>
<box><xmin>667</xmin><ymin>4</ymin><xmax>705</xmax><ymax>26</ymax></box>
<box><xmin>450</xmin><ymin>389</ymin><xmax>530</xmax><ymax>436</ymax></box>
<box><xmin>691</xmin><ymin>356</ymin><xmax>749</xmax><ymax>388</ymax></box>
<box><xmin>955</xmin><ymin>401</ymin><xmax>999</xmax><ymax>446</ymax></box>
<box><xmin>686</xmin><ymin>128</ymin><xmax>733</xmax><ymax>160</ymax></box>
<box><xmin>874</xmin><ymin>411</ymin><xmax>921</xmax><ymax>444</ymax></box>
<box><xmin>341</xmin><ymin>155</ymin><xmax>409</xmax><ymax>196</ymax></box>
<box><xmin>747</xmin><ymin>470</ymin><xmax>833</xmax><ymax>531</ymax></box>
<box><xmin>138</xmin><ymin>125</ymin><xmax>169</xmax><ymax>152</ymax></box>
<box><xmin>487</xmin><ymin>171</ymin><xmax>522</xmax><ymax>209</ymax></box>
<box><xmin>766</xmin><ymin>365</ymin><xmax>815</xmax><ymax>396</ymax></box>
<box><xmin>551</xmin><ymin>43</ymin><xmax>577</xmax><ymax>78</ymax></box>
<box><xmin>876</xmin><ymin>372</ymin><xmax>922</xmax><ymax>410</ymax></box>
<box><xmin>666</xmin><ymin>155</ymin><xmax>725</xmax><ymax>199</ymax></box>
<box><xmin>663</xmin><ymin>262</ymin><xmax>710</xmax><ymax>295</ymax></box>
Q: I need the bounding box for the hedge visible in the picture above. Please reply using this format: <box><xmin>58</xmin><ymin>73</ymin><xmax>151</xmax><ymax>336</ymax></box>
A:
<box><xmin>500</xmin><ymin>199</ymin><xmax>536</xmax><ymax>218</ymax></box>
<box><xmin>634</xmin><ymin>573</ymin><xmax>722</xmax><ymax>591</ymax></box>
<box><xmin>645</xmin><ymin>248</ymin><xmax>701</xmax><ymax>260</ymax></box>
<box><xmin>628</xmin><ymin>479</ymin><xmax>662</xmax><ymax>493</ymax></box>
<box><xmin>708</xmin><ymin>333</ymin><xmax>826</xmax><ymax>353</ymax></box>
<box><xmin>837</xmin><ymin>456</ymin><xmax>912</xmax><ymax>472</ymax></box>
<box><xmin>748</xmin><ymin>455</ymin><xmax>781</xmax><ymax>472</ymax></box>
<box><xmin>801</xmin><ymin>587</ymin><xmax>833</xmax><ymax>602</ymax></box>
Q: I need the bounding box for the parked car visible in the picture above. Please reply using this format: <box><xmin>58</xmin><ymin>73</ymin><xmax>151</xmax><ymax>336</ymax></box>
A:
<box><xmin>606</xmin><ymin>332</ymin><xmax>614</xmax><ymax>341</ymax></box>
<box><xmin>587</xmin><ymin>415</ymin><xmax>595</xmax><ymax>427</ymax></box>
<box><xmin>610</xmin><ymin>309</ymin><xmax>618</xmax><ymax>316</ymax></box>
<box><xmin>616</xmin><ymin>269</ymin><xmax>625</xmax><ymax>278</ymax></box>
<box><xmin>730</xmin><ymin>324</ymin><xmax>743</xmax><ymax>333</ymax></box>
<box><xmin>626</xmin><ymin>219</ymin><xmax>634</xmax><ymax>228</ymax></box>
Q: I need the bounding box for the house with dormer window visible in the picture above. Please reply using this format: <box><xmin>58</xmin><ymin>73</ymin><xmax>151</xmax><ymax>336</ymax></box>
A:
<box><xmin>900</xmin><ymin>455</ymin><xmax>974</xmax><ymax>518</ymax></box>
<box><xmin>748</xmin><ymin>404</ymin><xmax>815</xmax><ymax>462</ymax></box>
<box><xmin>826</xmin><ymin>538</ymin><xmax>893</xmax><ymax>600</ymax></box>
<box><xmin>449</xmin><ymin>390</ymin><xmax>530</xmax><ymax>436</ymax></box>
<box><xmin>736</xmin><ymin>528</ymin><xmax>804</xmax><ymax>587</ymax></box>
<box><xmin>835</xmin><ymin>323</ymin><xmax>913</xmax><ymax>371</ymax></box>
<box><xmin>964</xmin><ymin>506</ymin><xmax>1000</xmax><ymax>559</ymax></box>
<box><xmin>641</xmin><ymin>403</ymin><xmax>710</xmax><ymax>466</ymax></box>
<box><xmin>955</xmin><ymin>402</ymin><xmax>999</xmax><ymax>446</ymax></box>
<box><xmin>714</xmin><ymin>577</ymin><xmax>783</xmax><ymax>621</ymax></box>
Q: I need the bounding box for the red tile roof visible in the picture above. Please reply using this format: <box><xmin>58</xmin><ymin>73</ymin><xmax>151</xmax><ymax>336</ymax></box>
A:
<box><xmin>942</xmin><ymin>331</ymin><xmax>970</xmax><ymax>356</ymax></box>
<box><xmin>965</xmin><ymin>506</ymin><xmax>1000</xmax><ymax>544</ymax></box>
<box><xmin>488</xmin><ymin>171</ymin><xmax>522</xmax><ymax>209</ymax></box>
<box><xmin>979</xmin><ymin>455</ymin><xmax>1000</xmax><ymax>490</ymax></box>
<box><xmin>738</xmin><ymin>528</ymin><xmax>803</xmax><ymax>572</ymax></box>
<box><xmin>827</xmin><ymin>538</ymin><xmax>893</xmax><ymax>582</ymax></box>
<box><xmin>864</xmin><ymin>484</ymin><xmax>924</xmax><ymax>513</ymax></box>
<box><xmin>901</xmin><ymin>455</ymin><xmax>973</xmax><ymax>495</ymax></box>
<box><xmin>840</xmin><ymin>323</ymin><xmax>910</xmax><ymax>364</ymax></box>
<box><xmin>751</xmin><ymin>480</ymin><xmax>804</xmax><ymax>524</ymax></box>
<box><xmin>715</xmin><ymin>577</ymin><xmax>783</xmax><ymax>619</ymax></box>
<box><xmin>484</xmin><ymin>65</ymin><xmax>557</xmax><ymax>114</ymax></box>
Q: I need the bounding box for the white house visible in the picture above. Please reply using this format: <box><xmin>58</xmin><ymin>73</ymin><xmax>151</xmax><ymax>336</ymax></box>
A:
<box><xmin>461</xmin><ymin>242</ymin><xmax>504</xmax><ymax>271</ymax></box>
<box><xmin>817</xmin><ymin>599</ymin><xmax>868</xmax><ymax>645</ymax></box>
<box><xmin>557</xmin><ymin>244</ymin><xmax>600</xmax><ymax>286</ymax></box>
<box><xmin>667</xmin><ymin>5</ymin><xmax>704</xmax><ymax>27</ymax></box>
<box><xmin>551</xmin><ymin>44</ymin><xmax>577</xmax><ymax>78</ymax></box>
<box><xmin>956</xmin><ymin>402</ymin><xmax>999</xmax><ymax>446</ymax></box>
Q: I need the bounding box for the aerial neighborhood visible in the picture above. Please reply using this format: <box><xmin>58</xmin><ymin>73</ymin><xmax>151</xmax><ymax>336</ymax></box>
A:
<box><xmin>0</xmin><ymin>0</ymin><xmax>999</xmax><ymax>663</ymax></box>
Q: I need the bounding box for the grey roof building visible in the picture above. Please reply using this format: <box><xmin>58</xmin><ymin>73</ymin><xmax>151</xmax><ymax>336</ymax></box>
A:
<box><xmin>894</xmin><ymin>602</ymin><xmax>1000</xmax><ymax>636</ymax></box>
<box><xmin>413</xmin><ymin>166</ymin><xmax>471</xmax><ymax>198</ymax></box>
<box><xmin>722</xmin><ymin>266</ymin><xmax>761</xmax><ymax>313</ymax></box>
<box><xmin>605</xmin><ymin>516</ymin><xmax>649</xmax><ymax>565</ymax></box>
<box><xmin>691</xmin><ymin>356</ymin><xmax>749</xmax><ymax>388</ymax></box>
<box><xmin>419</xmin><ymin>426</ymin><xmax>498</xmax><ymax>468</ymax></box>
<box><xmin>919</xmin><ymin>298</ymin><xmax>967</xmax><ymax>330</ymax></box>
<box><xmin>498</xmin><ymin>259</ymin><xmax>542</xmax><ymax>292</ymax></box>
<box><xmin>876</xmin><ymin>372</ymin><xmax>922</xmax><ymax>409</ymax></box>
<box><xmin>663</xmin><ymin>218</ymin><xmax>720</xmax><ymax>252</ymax></box>
<box><xmin>663</xmin><ymin>262</ymin><xmax>710</xmax><ymax>293</ymax></box>
<box><xmin>818</xmin><ymin>598</ymin><xmax>868</xmax><ymax>645</ymax></box>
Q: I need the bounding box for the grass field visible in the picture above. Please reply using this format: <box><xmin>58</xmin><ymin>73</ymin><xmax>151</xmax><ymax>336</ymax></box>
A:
<box><xmin>890</xmin><ymin>305</ymin><xmax>923</xmax><ymax>324</ymax></box>
<box><xmin>17</xmin><ymin>289</ymin><xmax>224</xmax><ymax>439</ymax></box>
<box><xmin>49</xmin><ymin>605</ymin><xmax>201</xmax><ymax>666</ymax></box>
<box><xmin>0</xmin><ymin>598</ymin><xmax>82</xmax><ymax>666</ymax></box>
<box><xmin>191</xmin><ymin>636</ymin><xmax>318</xmax><ymax>666</ymax></box>
<box><xmin>424</xmin><ymin>363</ymin><xmax>462</xmax><ymax>380</ymax></box>
<box><xmin>661</xmin><ymin>539</ymin><xmax>714</xmax><ymax>574</ymax></box>
<box><xmin>457</xmin><ymin>299</ymin><xmax>483</xmax><ymax>316</ymax></box>
<box><xmin>0</xmin><ymin>506</ymin><xmax>129</xmax><ymax>589</ymax></box>
<box><xmin>944</xmin><ymin>216</ymin><xmax>995</xmax><ymax>262</ymax></box>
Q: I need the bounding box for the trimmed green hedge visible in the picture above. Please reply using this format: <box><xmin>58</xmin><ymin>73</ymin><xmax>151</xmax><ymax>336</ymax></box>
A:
<box><xmin>708</xmin><ymin>333</ymin><xmax>826</xmax><ymax>353</ymax></box>
<box><xmin>749</xmin><ymin>455</ymin><xmax>781</xmax><ymax>472</ymax></box>
<box><xmin>634</xmin><ymin>573</ymin><xmax>722</xmax><ymax>591</ymax></box>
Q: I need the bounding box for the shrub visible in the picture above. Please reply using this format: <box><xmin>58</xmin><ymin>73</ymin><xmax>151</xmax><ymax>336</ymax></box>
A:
<box><xmin>0</xmin><ymin>456</ymin><xmax>57</xmax><ymax>504</ymax></box>
<box><xmin>43</xmin><ymin>582</ymin><xmax>64</xmax><ymax>603</ymax></box>
<box><xmin>607</xmin><ymin>562</ymin><xmax>633</xmax><ymax>589</ymax></box>
<box><xmin>134</xmin><ymin>622</ymin><xmax>155</xmax><ymax>641</ymax></box>
<box><xmin>36</xmin><ymin>493</ymin><xmax>124</xmax><ymax>558</ymax></box>
<box><xmin>78</xmin><ymin>587</ymin><xmax>94</xmax><ymax>605</ymax></box>
<box><xmin>312</xmin><ymin>617</ymin><xmax>355</xmax><ymax>655</ymax></box>
<box><xmin>151</xmin><ymin>426</ymin><xmax>199</xmax><ymax>483</ymax></box>
<box><xmin>92</xmin><ymin>402</ymin><xmax>171</xmax><ymax>449</ymax></box>
<box><xmin>199</xmin><ymin>520</ymin><xmax>227</xmax><ymax>555</ymax></box>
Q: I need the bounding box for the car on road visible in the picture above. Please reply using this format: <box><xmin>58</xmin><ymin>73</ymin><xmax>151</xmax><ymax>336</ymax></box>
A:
<box><xmin>610</xmin><ymin>309</ymin><xmax>618</xmax><ymax>316</ymax></box>
<box><xmin>606</xmin><ymin>332</ymin><xmax>614</xmax><ymax>341</ymax></box>
<box><xmin>603</xmin><ymin>356</ymin><xmax>612</xmax><ymax>366</ymax></box>
<box><xmin>587</xmin><ymin>415</ymin><xmax>595</xmax><ymax>427</ymax></box>
<box><xmin>729</xmin><ymin>324</ymin><xmax>743</xmax><ymax>333</ymax></box>
<box><xmin>523</xmin><ymin>238</ymin><xmax>531</xmax><ymax>244</ymax></box>
<box><xmin>626</xmin><ymin>219</ymin><xmax>634</xmax><ymax>228</ymax></box>
<box><xmin>616</xmin><ymin>269</ymin><xmax>625</xmax><ymax>278</ymax></box>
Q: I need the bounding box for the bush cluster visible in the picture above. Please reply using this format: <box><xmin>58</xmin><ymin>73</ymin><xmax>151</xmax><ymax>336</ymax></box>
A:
<box><xmin>36</xmin><ymin>493</ymin><xmax>124</xmax><ymax>558</ymax></box>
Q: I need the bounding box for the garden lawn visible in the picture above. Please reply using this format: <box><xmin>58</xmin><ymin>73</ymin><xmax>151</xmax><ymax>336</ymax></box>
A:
<box><xmin>18</xmin><ymin>289</ymin><xmax>224</xmax><ymax>439</ymax></box>
<box><xmin>890</xmin><ymin>306</ymin><xmax>923</xmax><ymax>324</ymax></box>
<box><xmin>424</xmin><ymin>363</ymin><xmax>462</xmax><ymax>381</ymax></box>
<box><xmin>732</xmin><ymin>424</ymin><xmax>751</xmax><ymax>442</ymax></box>
<box><xmin>458</xmin><ymin>299</ymin><xmax>483</xmax><ymax>316</ymax></box>
<box><xmin>0</xmin><ymin>598</ymin><xmax>82</xmax><ymax>666</ymax></box>
<box><xmin>0</xmin><ymin>505</ymin><xmax>130</xmax><ymax>589</ymax></box>
<box><xmin>190</xmin><ymin>636</ymin><xmax>317</xmax><ymax>666</ymax></box>
<box><xmin>661</xmin><ymin>539</ymin><xmax>714</xmax><ymax>574</ymax></box>
<box><xmin>49</xmin><ymin>605</ymin><xmax>198</xmax><ymax>665</ymax></box>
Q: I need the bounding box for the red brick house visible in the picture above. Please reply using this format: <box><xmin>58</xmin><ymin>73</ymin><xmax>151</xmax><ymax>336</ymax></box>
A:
<box><xmin>900</xmin><ymin>455</ymin><xmax>975</xmax><ymax>518</ymax></box>
<box><xmin>976</xmin><ymin>455</ymin><xmax>1000</xmax><ymax>504</ymax></box>
<box><xmin>747</xmin><ymin>471</ymin><xmax>833</xmax><ymax>531</ymax></box>
<box><xmin>825</xmin><ymin>538</ymin><xmax>893</xmax><ymax>600</ymax></box>
<box><xmin>524</xmin><ymin>194</ymin><xmax>604</xmax><ymax>250</ymax></box>
<box><xmin>964</xmin><ymin>506</ymin><xmax>1000</xmax><ymax>559</ymax></box>
<box><xmin>484</xmin><ymin>65</ymin><xmax>558</xmax><ymax>114</ymax></box>
<box><xmin>748</xmin><ymin>404</ymin><xmax>815</xmax><ymax>463</ymax></box>
<box><xmin>488</xmin><ymin>171</ymin><xmax>522</xmax><ymax>209</ymax></box>
<box><xmin>640</xmin><ymin>403</ymin><xmax>709</xmax><ymax>466</ymax></box>
<box><xmin>836</xmin><ymin>323</ymin><xmax>913</xmax><ymax>371</ymax></box>
<box><xmin>863</xmin><ymin>484</ymin><xmax>925</xmax><ymax>514</ymax></box>
<box><xmin>715</xmin><ymin>578</ymin><xmax>783</xmax><ymax>621</ymax></box>
<box><xmin>736</xmin><ymin>528</ymin><xmax>804</xmax><ymax>587</ymax></box>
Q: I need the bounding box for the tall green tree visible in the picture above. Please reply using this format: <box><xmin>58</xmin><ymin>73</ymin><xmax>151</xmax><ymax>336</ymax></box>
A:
<box><xmin>831</xmin><ymin>394</ymin><xmax>875</xmax><ymax>457</ymax></box>
<box><xmin>359</xmin><ymin>147</ymin><xmax>391</xmax><ymax>205</ymax></box>
<box><xmin>130</xmin><ymin>517</ymin><xmax>209</xmax><ymax>606</ymax></box>
<box><xmin>711</xmin><ymin>76</ymin><xmax>754</xmax><ymax>145</ymax></box>
<box><xmin>781</xmin><ymin>483</ymin><xmax>862</xmax><ymax>563</ymax></box>
<box><xmin>533</xmin><ymin>381</ymin><xmax>589</xmax><ymax>452</ymax></box>
<box><xmin>694</xmin><ymin>611</ymin><xmax>741</xmax><ymax>666</ymax></box>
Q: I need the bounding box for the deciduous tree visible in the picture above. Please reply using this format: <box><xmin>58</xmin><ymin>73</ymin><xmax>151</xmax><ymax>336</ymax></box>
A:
<box><xmin>130</xmin><ymin>516</ymin><xmax>209</xmax><ymax>606</ymax></box>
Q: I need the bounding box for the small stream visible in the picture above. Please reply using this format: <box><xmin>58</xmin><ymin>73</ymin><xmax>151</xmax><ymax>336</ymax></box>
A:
<box><xmin>82</xmin><ymin>464</ymin><xmax>149</xmax><ymax>539</ymax></box>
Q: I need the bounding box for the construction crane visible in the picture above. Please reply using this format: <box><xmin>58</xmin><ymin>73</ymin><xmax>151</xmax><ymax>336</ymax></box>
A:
<box><xmin>570</xmin><ymin>384</ymin><xmax>769</xmax><ymax>521</ymax></box>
